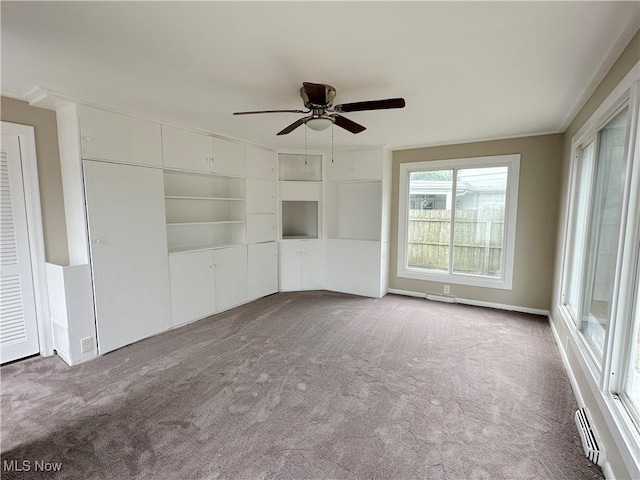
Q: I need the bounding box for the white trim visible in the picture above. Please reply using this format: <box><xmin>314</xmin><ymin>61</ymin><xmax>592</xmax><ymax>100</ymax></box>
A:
<box><xmin>397</xmin><ymin>154</ymin><xmax>520</xmax><ymax>290</ymax></box>
<box><xmin>22</xmin><ymin>87</ymin><xmax>279</xmax><ymax>152</ymax></box>
<box><xmin>549</xmin><ymin>314</ymin><xmax>585</xmax><ymax>408</ymax></box>
<box><xmin>0</xmin><ymin>121</ymin><xmax>53</xmax><ymax>357</ymax></box>
<box><xmin>387</xmin><ymin>288</ymin><xmax>548</xmax><ymax>316</ymax></box>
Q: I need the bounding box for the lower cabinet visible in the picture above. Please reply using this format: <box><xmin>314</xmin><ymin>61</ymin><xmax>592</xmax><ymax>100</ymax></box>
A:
<box><xmin>279</xmin><ymin>240</ymin><xmax>324</xmax><ymax>291</ymax></box>
<box><xmin>325</xmin><ymin>239</ymin><xmax>387</xmax><ymax>298</ymax></box>
<box><xmin>169</xmin><ymin>245</ymin><xmax>247</xmax><ymax>327</ymax></box>
<box><xmin>248</xmin><ymin>242</ymin><xmax>278</xmax><ymax>300</ymax></box>
<box><xmin>83</xmin><ymin>160</ymin><xmax>171</xmax><ymax>354</ymax></box>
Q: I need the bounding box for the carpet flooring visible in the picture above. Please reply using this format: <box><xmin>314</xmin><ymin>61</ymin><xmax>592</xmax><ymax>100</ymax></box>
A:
<box><xmin>1</xmin><ymin>291</ymin><xmax>603</xmax><ymax>479</ymax></box>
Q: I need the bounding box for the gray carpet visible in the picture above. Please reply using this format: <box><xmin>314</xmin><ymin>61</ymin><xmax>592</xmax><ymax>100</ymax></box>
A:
<box><xmin>1</xmin><ymin>291</ymin><xmax>603</xmax><ymax>479</ymax></box>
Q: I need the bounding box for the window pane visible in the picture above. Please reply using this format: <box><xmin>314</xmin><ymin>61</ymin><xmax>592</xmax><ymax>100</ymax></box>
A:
<box><xmin>408</xmin><ymin>170</ymin><xmax>453</xmax><ymax>272</ymax></box>
<box><xmin>452</xmin><ymin>167</ymin><xmax>508</xmax><ymax>278</ymax></box>
<box><xmin>580</xmin><ymin>107</ymin><xmax>629</xmax><ymax>358</ymax></box>
<box><xmin>564</xmin><ymin>142</ymin><xmax>596</xmax><ymax>322</ymax></box>
<box><xmin>623</xmin><ymin>263</ymin><xmax>640</xmax><ymax>424</ymax></box>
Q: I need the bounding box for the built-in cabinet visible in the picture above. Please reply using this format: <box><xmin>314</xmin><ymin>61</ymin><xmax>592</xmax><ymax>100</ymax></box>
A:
<box><xmin>245</xmin><ymin>145</ymin><xmax>278</xmax><ymax>300</ymax></box>
<box><xmin>83</xmin><ymin>157</ymin><xmax>171</xmax><ymax>354</ymax></box>
<box><xmin>279</xmin><ymin>240</ymin><xmax>324</xmax><ymax>291</ymax></box>
<box><xmin>40</xmin><ymin>93</ymin><xmax>393</xmax><ymax>365</ymax></box>
<box><xmin>162</xmin><ymin>125</ymin><xmax>245</xmax><ymax>177</ymax></box>
<box><xmin>169</xmin><ymin>245</ymin><xmax>248</xmax><ymax>327</ymax></box>
<box><xmin>324</xmin><ymin>147</ymin><xmax>391</xmax><ymax>298</ymax></box>
<box><xmin>78</xmin><ymin>105</ymin><xmax>163</xmax><ymax>168</ymax></box>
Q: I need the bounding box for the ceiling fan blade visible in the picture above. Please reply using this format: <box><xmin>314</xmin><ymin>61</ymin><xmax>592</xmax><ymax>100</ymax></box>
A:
<box><xmin>233</xmin><ymin>109</ymin><xmax>307</xmax><ymax>115</ymax></box>
<box><xmin>277</xmin><ymin>117</ymin><xmax>307</xmax><ymax>135</ymax></box>
<box><xmin>332</xmin><ymin>114</ymin><xmax>366</xmax><ymax>134</ymax></box>
<box><xmin>334</xmin><ymin>97</ymin><xmax>406</xmax><ymax>113</ymax></box>
<box><xmin>302</xmin><ymin>82</ymin><xmax>328</xmax><ymax>106</ymax></box>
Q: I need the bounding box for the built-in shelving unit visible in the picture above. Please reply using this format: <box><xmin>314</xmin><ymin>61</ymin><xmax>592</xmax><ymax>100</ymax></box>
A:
<box><xmin>164</xmin><ymin>169</ymin><xmax>246</xmax><ymax>254</ymax></box>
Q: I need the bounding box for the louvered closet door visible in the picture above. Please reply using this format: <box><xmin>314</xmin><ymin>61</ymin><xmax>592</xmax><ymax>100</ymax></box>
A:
<box><xmin>0</xmin><ymin>134</ymin><xmax>39</xmax><ymax>363</ymax></box>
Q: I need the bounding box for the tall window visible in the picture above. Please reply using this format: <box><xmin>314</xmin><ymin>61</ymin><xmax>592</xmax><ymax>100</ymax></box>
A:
<box><xmin>398</xmin><ymin>154</ymin><xmax>520</xmax><ymax>289</ymax></box>
<box><xmin>560</xmin><ymin>76</ymin><xmax>640</xmax><ymax>440</ymax></box>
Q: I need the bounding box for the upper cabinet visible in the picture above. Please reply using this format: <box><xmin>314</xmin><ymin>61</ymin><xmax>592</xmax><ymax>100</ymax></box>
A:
<box><xmin>327</xmin><ymin>149</ymin><xmax>383</xmax><ymax>181</ymax></box>
<box><xmin>162</xmin><ymin>125</ymin><xmax>245</xmax><ymax>177</ymax></box>
<box><xmin>162</xmin><ymin>125</ymin><xmax>211</xmax><ymax>173</ymax></box>
<box><xmin>78</xmin><ymin>106</ymin><xmax>162</xmax><ymax>167</ymax></box>
<box><xmin>210</xmin><ymin>136</ymin><xmax>245</xmax><ymax>177</ymax></box>
<box><xmin>246</xmin><ymin>145</ymin><xmax>277</xmax><ymax>180</ymax></box>
<box><xmin>279</xmin><ymin>153</ymin><xmax>322</xmax><ymax>181</ymax></box>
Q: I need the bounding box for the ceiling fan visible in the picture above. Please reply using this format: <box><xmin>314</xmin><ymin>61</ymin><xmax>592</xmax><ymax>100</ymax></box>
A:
<box><xmin>233</xmin><ymin>82</ymin><xmax>405</xmax><ymax>136</ymax></box>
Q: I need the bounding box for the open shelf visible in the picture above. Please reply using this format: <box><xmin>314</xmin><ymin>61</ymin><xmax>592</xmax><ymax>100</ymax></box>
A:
<box><xmin>165</xmin><ymin>195</ymin><xmax>244</xmax><ymax>201</ymax></box>
<box><xmin>281</xmin><ymin>200</ymin><xmax>319</xmax><ymax>239</ymax></box>
<box><xmin>167</xmin><ymin>220</ymin><xmax>244</xmax><ymax>226</ymax></box>
<box><xmin>168</xmin><ymin>241</ymin><xmax>245</xmax><ymax>255</ymax></box>
<box><xmin>164</xmin><ymin>170</ymin><xmax>246</xmax><ymax>253</ymax></box>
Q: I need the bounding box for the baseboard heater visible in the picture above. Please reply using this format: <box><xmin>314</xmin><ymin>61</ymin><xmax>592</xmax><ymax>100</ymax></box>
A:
<box><xmin>574</xmin><ymin>407</ymin><xmax>605</xmax><ymax>467</ymax></box>
<box><xmin>425</xmin><ymin>293</ymin><xmax>456</xmax><ymax>303</ymax></box>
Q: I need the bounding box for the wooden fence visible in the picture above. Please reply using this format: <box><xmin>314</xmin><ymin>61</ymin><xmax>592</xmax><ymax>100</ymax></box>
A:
<box><xmin>408</xmin><ymin>208</ymin><xmax>504</xmax><ymax>276</ymax></box>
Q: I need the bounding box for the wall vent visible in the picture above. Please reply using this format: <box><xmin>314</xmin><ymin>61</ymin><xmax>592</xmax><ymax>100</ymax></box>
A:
<box><xmin>574</xmin><ymin>407</ymin><xmax>605</xmax><ymax>467</ymax></box>
<box><xmin>425</xmin><ymin>293</ymin><xmax>456</xmax><ymax>304</ymax></box>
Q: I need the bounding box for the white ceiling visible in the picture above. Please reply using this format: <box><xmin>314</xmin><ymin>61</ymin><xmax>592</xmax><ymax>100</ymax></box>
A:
<box><xmin>2</xmin><ymin>2</ymin><xmax>638</xmax><ymax>151</ymax></box>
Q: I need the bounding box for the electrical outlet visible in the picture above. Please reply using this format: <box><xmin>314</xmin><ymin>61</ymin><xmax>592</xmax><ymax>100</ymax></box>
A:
<box><xmin>80</xmin><ymin>337</ymin><xmax>93</xmax><ymax>353</ymax></box>
<box><xmin>443</xmin><ymin>285</ymin><xmax>450</xmax><ymax>295</ymax></box>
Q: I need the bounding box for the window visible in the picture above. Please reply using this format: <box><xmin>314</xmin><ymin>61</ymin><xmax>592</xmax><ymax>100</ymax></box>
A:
<box><xmin>398</xmin><ymin>154</ymin><xmax>520</xmax><ymax>289</ymax></box>
<box><xmin>560</xmin><ymin>73</ymin><xmax>640</xmax><ymax>446</ymax></box>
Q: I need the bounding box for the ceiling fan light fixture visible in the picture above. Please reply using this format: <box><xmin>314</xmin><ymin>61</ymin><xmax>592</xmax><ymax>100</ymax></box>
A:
<box><xmin>305</xmin><ymin>117</ymin><xmax>334</xmax><ymax>131</ymax></box>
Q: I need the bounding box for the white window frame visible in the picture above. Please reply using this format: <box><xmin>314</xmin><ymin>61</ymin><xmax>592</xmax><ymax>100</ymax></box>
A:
<box><xmin>397</xmin><ymin>154</ymin><xmax>520</xmax><ymax>290</ymax></box>
<box><xmin>557</xmin><ymin>61</ymin><xmax>640</xmax><ymax>477</ymax></box>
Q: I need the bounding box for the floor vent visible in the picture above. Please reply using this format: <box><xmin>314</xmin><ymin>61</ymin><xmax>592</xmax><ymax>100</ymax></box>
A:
<box><xmin>425</xmin><ymin>293</ymin><xmax>456</xmax><ymax>303</ymax></box>
<box><xmin>575</xmin><ymin>408</ymin><xmax>605</xmax><ymax>467</ymax></box>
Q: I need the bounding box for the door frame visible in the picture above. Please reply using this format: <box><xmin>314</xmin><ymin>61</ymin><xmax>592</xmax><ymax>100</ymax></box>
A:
<box><xmin>1</xmin><ymin>121</ymin><xmax>53</xmax><ymax>357</ymax></box>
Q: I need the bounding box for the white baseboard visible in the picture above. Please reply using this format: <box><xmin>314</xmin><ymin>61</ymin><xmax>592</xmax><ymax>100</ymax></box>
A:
<box><xmin>548</xmin><ymin>314</ymin><xmax>585</xmax><ymax>408</ymax></box>
<box><xmin>387</xmin><ymin>288</ymin><xmax>550</xmax><ymax>316</ymax></box>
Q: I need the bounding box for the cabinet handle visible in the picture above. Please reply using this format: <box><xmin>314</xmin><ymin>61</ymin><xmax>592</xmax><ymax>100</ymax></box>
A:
<box><xmin>82</xmin><ymin>136</ymin><xmax>92</xmax><ymax>143</ymax></box>
<box><xmin>209</xmin><ymin>264</ymin><xmax>213</xmax><ymax>269</ymax></box>
<box><xmin>92</xmin><ymin>238</ymin><xmax>102</xmax><ymax>245</ymax></box>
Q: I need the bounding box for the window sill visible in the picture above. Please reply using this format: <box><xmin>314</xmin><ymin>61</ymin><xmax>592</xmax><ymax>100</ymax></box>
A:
<box><xmin>398</xmin><ymin>267</ymin><xmax>513</xmax><ymax>290</ymax></box>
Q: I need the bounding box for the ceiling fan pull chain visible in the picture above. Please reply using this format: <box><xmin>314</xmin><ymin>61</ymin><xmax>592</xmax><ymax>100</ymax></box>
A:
<box><xmin>331</xmin><ymin>123</ymin><xmax>334</xmax><ymax>163</ymax></box>
<box><xmin>304</xmin><ymin>122</ymin><xmax>308</xmax><ymax>164</ymax></box>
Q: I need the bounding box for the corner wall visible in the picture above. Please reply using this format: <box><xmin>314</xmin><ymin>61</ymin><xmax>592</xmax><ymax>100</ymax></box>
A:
<box><xmin>1</xmin><ymin>96</ymin><xmax>69</xmax><ymax>265</ymax></box>
<box><xmin>390</xmin><ymin>134</ymin><xmax>564</xmax><ymax>311</ymax></box>
<box><xmin>550</xmin><ymin>29</ymin><xmax>640</xmax><ymax>479</ymax></box>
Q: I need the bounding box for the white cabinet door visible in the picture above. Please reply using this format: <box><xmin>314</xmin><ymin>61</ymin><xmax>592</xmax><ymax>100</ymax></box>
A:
<box><xmin>300</xmin><ymin>240</ymin><xmax>324</xmax><ymax>290</ymax></box>
<box><xmin>162</xmin><ymin>125</ymin><xmax>211</xmax><ymax>173</ymax></box>
<box><xmin>327</xmin><ymin>150</ymin><xmax>382</xmax><ymax>181</ymax></box>
<box><xmin>246</xmin><ymin>178</ymin><xmax>276</xmax><ymax>213</ymax></box>
<box><xmin>352</xmin><ymin>149</ymin><xmax>382</xmax><ymax>180</ymax></box>
<box><xmin>247</xmin><ymin>214</ymin><xmax>277</xmax><ymax>244</ymax></box>
<box><xmin>325</xmin><ymin>239</ymin><xmax>382</xmax><ymax>298</ymax></box>
<box><xmin>279</xmin><ymin>240</ymin><xmax>323</xmax><ymax>291</ymax></box>
<box><xmin>326</xmin><ymin>154</ymin><xmax>354</xmax><ymax>181</ymax></box>
<box><xmin>79</xmin><ymin>106</ymin><xmax>162</xmax><ymax>167</ymax></box>
<box><xmin>246</xmin><ymin>145</ymin><xmax>277</xmax><ymax>180</ymax></box>
<box><xmin>83</xmin><ymin>160</ymin><xmax>171</xmax><ymax>354</ymax></box>
<box><xmin>279</xmin><ymin>241</ymin><xmax>301</xmax><ymax>291</ymax></box>
<box><xmin>169</xmin><ymin>251</ymin><xmax>216</xmax><ymax>327</ymax></box>
<box><xmin>214</xmin><ymin>245</ymin><xmax>248</xmax><ymax>312</ymax></box>
<box><xmin>248</xmin><ymin>242</ymin><xmax>278</xmax><ymax>300</ymax></box>
<box><xmin>210</xmin><ymin>137</ymin><xmax>245</xmax><ymax>177</ymax></box>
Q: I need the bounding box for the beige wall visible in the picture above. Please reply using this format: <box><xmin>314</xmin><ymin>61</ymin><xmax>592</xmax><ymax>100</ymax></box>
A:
<box><xmin>1</xmin><ymin>96</ymin><xmax>69</xmax><ymax>265</ymax></box>
<box><xmin>390</xmin><ymin>134</ymin><xmax>564</xmax><ymax>311</ymax></box>
<box><xmin>549</xmin><ymin>29</ymin><xmax>639</xmax><ymax>480</ymax></box>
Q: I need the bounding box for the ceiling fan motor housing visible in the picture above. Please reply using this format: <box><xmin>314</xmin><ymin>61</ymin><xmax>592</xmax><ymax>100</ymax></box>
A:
<box><xmin>300</xmin><ymin>84</ymin><xmax>336</xmax><ymax>108</ymax></box>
